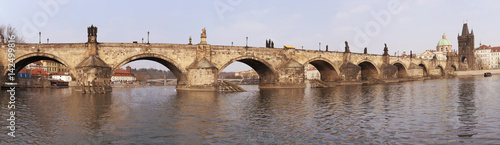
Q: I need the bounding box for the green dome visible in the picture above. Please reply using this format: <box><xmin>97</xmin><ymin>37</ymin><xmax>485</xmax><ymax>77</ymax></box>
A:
<box><xmin>437</xmin><ymin>34</ymin><xmax>452</xmax><ymax>46</ymax></box>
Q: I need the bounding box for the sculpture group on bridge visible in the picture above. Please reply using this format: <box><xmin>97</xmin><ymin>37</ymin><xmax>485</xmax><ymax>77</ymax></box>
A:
<box><xmin>266</xmin><ymin>39</ymin><xmax>274</xmax><ymax>48</ymax></box>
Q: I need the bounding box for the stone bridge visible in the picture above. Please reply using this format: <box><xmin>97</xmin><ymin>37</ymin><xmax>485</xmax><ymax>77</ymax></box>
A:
<box><xmin>0</xmin><ymin>26</ymin><xmax>459</xmax><ymax>92</ymax></box>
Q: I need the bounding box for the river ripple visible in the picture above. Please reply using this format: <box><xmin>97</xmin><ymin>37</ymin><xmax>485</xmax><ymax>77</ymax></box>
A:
<box><xmin>1</xmin><ymin>76</ymin><xmax>499</xmax><ymax>144</ymax></box>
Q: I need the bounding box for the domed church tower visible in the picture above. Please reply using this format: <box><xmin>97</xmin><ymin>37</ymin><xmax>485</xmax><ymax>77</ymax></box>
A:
<box><xmin>437</xmin><ymin>34</ymin><xmax>452</xmax><ymax>52</ymax></box>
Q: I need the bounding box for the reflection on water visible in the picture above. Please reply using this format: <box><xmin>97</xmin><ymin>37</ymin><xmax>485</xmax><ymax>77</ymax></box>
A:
<box><xmin>457</xmin><ymin>77</ymin><xmax>477</xmax><ymax>139</ymax></box>
<box><xmin>1</xmin><ymin>76</ymin><xmax>500</xmax><ymax>144</ymax></box>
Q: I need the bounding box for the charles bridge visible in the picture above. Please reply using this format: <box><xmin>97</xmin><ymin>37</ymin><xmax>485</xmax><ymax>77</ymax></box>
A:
<box><xmin>1</xmin><ymin>26</ymin><xmax>459</xmax><ymax>92</ymax></box>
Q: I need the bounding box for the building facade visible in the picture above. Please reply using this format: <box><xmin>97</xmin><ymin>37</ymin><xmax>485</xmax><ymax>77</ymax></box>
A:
<box><xmin>111</xmin><ymin>66</ymin><xmax>136</xmax><ymax>82</ymax></box>
<box><xmin>51</xmin><ymin>72</ymin><xmax>73</xmax><ymax>82</ymax></box>
<box><xmin>475</xmin><ymin>45</ymin><xmax>500</xmax><ymax>69</ymax></box>
<box><xmin>416</xmin><ymin>50</ymin><xmax>447</xmax><ymax>60</ymax></box>
<box><xmin>304</xmin><ymin>64</ymin><xmax>320</xmax><ymax>80</ymax></box>
<box><xmin>25</xmin><ymin>61</ymin><xmax>48</xmax><ymax>72</ymax></box>
<box><xmin>41</xmin><ymin>60</ymin><xmax>69</xmax><ymax>74</ymax></box>
<box><xmin>235</xmin><ymin>69</ymin><xmax>259</xmax><ymax>79</ymax></box>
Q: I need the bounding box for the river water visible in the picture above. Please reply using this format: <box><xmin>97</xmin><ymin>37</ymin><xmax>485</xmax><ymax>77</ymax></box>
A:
<box><xmin>1</xmin><ymin>76</ymin><xmax>499</xmax><ymax>144</ymax></box>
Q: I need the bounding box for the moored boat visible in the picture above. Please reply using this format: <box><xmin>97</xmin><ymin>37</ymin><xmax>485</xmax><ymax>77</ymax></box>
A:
<box><xmin>484</xmin><ymin>72</ymin><xmax>492</xmax><ymax>77</ymax></box>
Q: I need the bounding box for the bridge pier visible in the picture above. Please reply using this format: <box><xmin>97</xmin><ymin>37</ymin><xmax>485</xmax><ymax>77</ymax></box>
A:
<box><xmin>265</xmin><ymin>59</ymin><xmax>306</xmax><ymax>89</ymax></box>
<box><xmin>380</xmin><ymin>63</ymin><xmax>398</xmax><ymax>80</ymax></box>
<box><xmin>176</xmin><ymin>57</ymin><xmax>218</xmax><ymax>91</ymax></box>
<box><xmin>407</xmin><ymin>63</ymin><xmax>425</xmax><ymax>78</ymax></box>
<box><xmin>339</xmin><ymin>62</ymin><xmax>361</xmax><ymax>82</ymax></box>
<box><xmin>74</xmin><ymin>55</ymin><xmax>112</xmax><ymax>93</ymax></box>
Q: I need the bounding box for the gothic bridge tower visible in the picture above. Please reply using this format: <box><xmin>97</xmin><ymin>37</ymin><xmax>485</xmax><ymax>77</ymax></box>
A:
<box><xmin>457</xmin><ymin>23</ymin><xmax>475</xmax><ymax>70</ymax></box>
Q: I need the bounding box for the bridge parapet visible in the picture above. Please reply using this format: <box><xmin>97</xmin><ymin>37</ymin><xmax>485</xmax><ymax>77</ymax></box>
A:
<box><xmin>0</xmin><ymin>26</ymin><xmax>456</xmax><ymax>91</ymax></box>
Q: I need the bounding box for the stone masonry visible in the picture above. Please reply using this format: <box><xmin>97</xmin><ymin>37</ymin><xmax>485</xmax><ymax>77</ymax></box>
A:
<box><xmin>0</xmin><ymin>26</ymin><xmax>458</xmax><ymax>92</ymax></box>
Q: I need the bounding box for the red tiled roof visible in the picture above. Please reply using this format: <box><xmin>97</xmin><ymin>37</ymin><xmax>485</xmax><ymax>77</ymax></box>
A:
<box><xmin>476</xmin><ymin>45</ymin><xmax>490</xmax><ymax>50</ymax></box>
<box><xmin>492</xmin><ymin>47</ymin><xmax>500</xmax><ymax>52</ymax></box>
<box><xmin>307</xmin><ymin>67</ymin><xmax>318</xmax><ymax>71</ymax></box>
<box><xmin>19</xmin><ymin>68</ymin><xmax>49</xmax><ymax>77</ymax></box>
<box><xmin>476</xmin><ymin>45</ymin><xmax>500</xmax><ymax>52</ymax></box>
<box><xmin>113</xmin><ymin>70</ymin><xmax>135</xmax><ymax>77</ymax></box>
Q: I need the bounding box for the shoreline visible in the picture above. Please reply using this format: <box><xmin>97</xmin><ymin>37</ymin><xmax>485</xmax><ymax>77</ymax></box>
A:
<box><xmin>455</xmin><ymin>69</ymin><xmax>500</xmax><ymax>76</ymax></box>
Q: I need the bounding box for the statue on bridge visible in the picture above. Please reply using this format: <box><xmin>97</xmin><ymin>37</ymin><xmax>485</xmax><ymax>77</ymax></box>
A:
<box><xmin>326</xmin><ymin>45</ymin><xmax>329</xmax><ymax>51</ymax></box>
<box><xmin>199</xmin><ymin>27</ymin><xmax>207</xmax><ymax>44</ymax></box>
<box><xmin>87</xmin><ymin>25</ymin><xmax>97</xmax><ymax>43</ymax></box>
<box><xmin>364</xmin><ymin>47</ymin><xmax>367</xmax><ymax>54</ymax></box>
<box><xmin>383</xmin><ymin>43</ymin><xmax>389</xmax><ymax>56</ymax></box>
<box><xmin>266</xmin><ymin>39</ymin><xmax>275</xmax><ymax>48</ymax></box>
<box><xmin>344</xmin><ymin>41</ymin><xmax>350</xmax><ymax>53</ymax></box>
<box><xmin>201</xmin><ymin>28</ymin><xmax>207</xmax><ymax>37</ymax></box>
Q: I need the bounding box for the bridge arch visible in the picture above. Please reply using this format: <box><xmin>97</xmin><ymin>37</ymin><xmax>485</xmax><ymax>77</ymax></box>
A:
<box><xmin>218</xmin><ymin>56</ymin><xmax>277</xmax><ymax>86</ymax></box>
<box><xmin>113</xmin><ymin>53</ymin><xmax>186</xmax><ymax>82</ymax></box>
<box><xmin>418</xmin><ymin>63</ymin><xmax>429</xmax><ymax>77</ymax></box>
<box><xmin>461</xmin><ymin>57</ymin><xmax>467</xmax><ymax>63</ymax></box>
<box><xmin>304</xmin><ymin>57</ymin><xmax>340</xmax><ymax>81</ymax></box>
<box><xmin>357</xmin><ymin>61</ymin><xmax>379</xmax><ymax>80</ymax></box>
<box><xmin>5</xmin><ymin>52</ymin><xmax>76</xmax><ymax>77</ymax></box>
<box><xmin>437</xmin><ymin>65</ymin><xmax>445</xmax><ymax>76</ymax></box>
<box><xmin>392</xmin><ymin>62</ymin><xmax>408</xmax><ymax>78</ymax></box>
<box><xmin>450</xmin><ymin>65</ymin><xmax>457</xmax><ymax>71</ymax></box>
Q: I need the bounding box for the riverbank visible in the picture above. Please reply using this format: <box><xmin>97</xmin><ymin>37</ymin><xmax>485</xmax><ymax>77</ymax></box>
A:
<box><xmin>456</xmin><ymin>69</ymin><xmax>500</xmax><ymax>76</ymax></box>
<box><xmin>111</xmin><ymin>84</ymin><xmax>175</xmax><ymax>88</ymax></box>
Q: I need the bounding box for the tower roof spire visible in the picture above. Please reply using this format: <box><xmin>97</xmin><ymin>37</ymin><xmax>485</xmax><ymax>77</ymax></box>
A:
<box><xmin>461</xmin><ymin>23</ymin><xmax>469</xmax><ymax>36</ymax></box>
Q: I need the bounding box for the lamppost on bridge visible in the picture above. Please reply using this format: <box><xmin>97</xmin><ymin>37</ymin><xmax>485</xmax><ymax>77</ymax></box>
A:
<box><xmin>39</xmin><ymin>32</ymin><xmax>41</xmax><ymax>44</ymax></box>
<box><xmin>246</xmin><ymin>37</ymin><xmax>248</xmax><ymax>48</ymax></box>
<box><xmin>147</xmin><ymin>31</ymin><xmax>150</xmax><ymax>44</ymax></box>
<box><xmin>319</xmin><ymin>42</ymin><xmax>321</xmax><ymax>51</ymax></box>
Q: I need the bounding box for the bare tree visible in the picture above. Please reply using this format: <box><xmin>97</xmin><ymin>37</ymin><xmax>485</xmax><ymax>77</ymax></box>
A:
<box><xmin>0</xmin><ymin>25</ymin><xmax>5</xmax><ymax>44</ymax></box>
<box><xmin>476</xmin><ymin>57</ymin><xmax>485</xmax><ymax>70</ymax></box>
<box><xmin>0</xmin><ymin>24</ymin><xmax>25</xmax><ymax>43</ymax></box>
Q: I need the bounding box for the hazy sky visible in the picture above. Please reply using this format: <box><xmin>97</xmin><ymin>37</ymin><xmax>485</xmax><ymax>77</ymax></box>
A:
<box><xmin>2</xmin><ymin>0</ymin><xmax>500</xmax><ymax>72</ymax></box>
